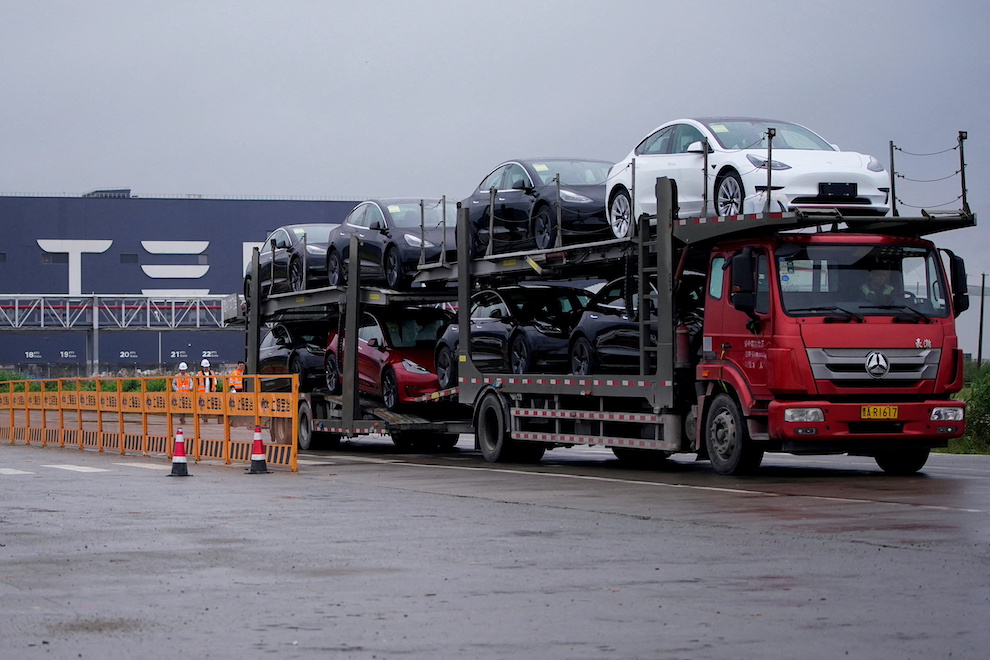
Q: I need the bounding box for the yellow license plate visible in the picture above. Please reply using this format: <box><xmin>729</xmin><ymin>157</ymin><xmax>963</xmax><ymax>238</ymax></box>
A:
<box><xmin>861</xmin><ymin>405</ymin><xmax>898</xmax><ymax>420</ymax></box>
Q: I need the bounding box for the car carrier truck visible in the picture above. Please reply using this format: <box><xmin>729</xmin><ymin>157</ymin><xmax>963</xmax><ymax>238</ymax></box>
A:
<box><xmin>244</xmin><ymin>177</ymin><xmax>974</xmax><ymax>475</ymax></box>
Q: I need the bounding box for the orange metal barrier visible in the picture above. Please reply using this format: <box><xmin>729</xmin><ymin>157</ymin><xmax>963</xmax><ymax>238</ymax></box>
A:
<box><xmin>0</xmin><ymin>375</ymin><xmax>299</xmax><ymax>471</ymax></box>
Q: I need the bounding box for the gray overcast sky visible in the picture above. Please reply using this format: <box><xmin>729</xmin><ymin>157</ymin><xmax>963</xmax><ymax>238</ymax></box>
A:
<box><xmin>2</xmin><ymin>0</ymin><xmax>989</xmax><ymax>346</ymax></box>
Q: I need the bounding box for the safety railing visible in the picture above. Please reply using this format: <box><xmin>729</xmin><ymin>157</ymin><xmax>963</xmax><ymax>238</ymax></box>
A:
<box><xmin>0</xmin><ymin>375</ymin><xmax>299</xmax><ymax>471</ymax></box>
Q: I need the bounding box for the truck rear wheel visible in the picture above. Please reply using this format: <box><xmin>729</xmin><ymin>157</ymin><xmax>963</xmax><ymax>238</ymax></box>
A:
<box><xmin>476</xmin><ymin>391</ymin><xmax>545</xmax><ymax>463</ymax></box>
<box><xmin>298</xmin><ymin>399</ymin><xmax>340</xmax><ymax>451</ymax></box>
<box><xmin>874</xmin><ymin>448</ymin><xmax>930</xmax><ymax>475</ymax></box>
<box><xmin>705</xmin><ymin>393</ymin><xmax>763</xmax><ymax>475</ymax></box>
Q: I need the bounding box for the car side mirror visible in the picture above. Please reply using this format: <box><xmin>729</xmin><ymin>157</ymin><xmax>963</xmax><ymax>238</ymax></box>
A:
<box><xmin>367</xmin><ymin>337</ymin><xmax>380</xmax><ymax>348</ymax></box>
<box><xmin>686</xmin><ymin>140</ymin><xmax>711</xmax><ymax>154</ymax></box>
<box><xmin>511</xmin><ymin>179</ymin><xmax>531</xmax><ymax>191</ymax></box>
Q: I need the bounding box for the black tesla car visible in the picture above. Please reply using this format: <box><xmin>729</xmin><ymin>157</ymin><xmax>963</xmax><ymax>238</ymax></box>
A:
<box><xmin>568</xmin><ymin>277</ymin><xmax>659</xmax><ymax>375</ymax></box>
<box><xmin>434</xmin><ymin>284</ymin><xmax>592</xmax><ymax>389</ymax></box>
<box><xmin>243</xmin><ymin>224</ymin><xmax>339</xmax><ymax>302</ymax></box>
<box><xmin>461</xmin><ymin>158</ymin><xmax>613</xmax><ymax>255</ymax></box>
<box><xmin>258</xmin><ymin>322</ymin><xmax>328</xmax><ymax>392</ymax></box>
<box><xmin>325</xmin><ymin>198</ymin><xmax>457</xmax><ymax>290</ymax></box>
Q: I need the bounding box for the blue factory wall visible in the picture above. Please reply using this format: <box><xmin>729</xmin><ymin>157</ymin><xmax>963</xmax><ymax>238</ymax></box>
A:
<box><xmin>0</xmin><ymin>194</ymin><xmax>358</xmax><ymax>374</ymax></box>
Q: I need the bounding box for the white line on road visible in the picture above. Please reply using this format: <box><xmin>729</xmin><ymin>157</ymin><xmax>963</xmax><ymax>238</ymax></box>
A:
<box><xmin>112</xmin><ymin>462</ymin><xmax>172</xmax><ymax>470</ymax></box>
<box><xmin>41</xmin><ymin>464</ymin><xmax>112</xmax><ymax>473</ymax></box>
<box><xmin>0</xmin><ymin>468</ymin><xmax>34</xmax><ymax>475</ymax></box>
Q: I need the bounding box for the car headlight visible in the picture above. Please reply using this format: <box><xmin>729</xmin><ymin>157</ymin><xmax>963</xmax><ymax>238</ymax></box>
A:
<box><xmin>559</xmin><ymin>189</ymin><xmax>593</xmax><ymax>203</ymax></box>
<box><xmin>403</xmin><ymin>234</ymin><xmax>436</xmax><ymax>248</ymax></box>
<box><xmin>930</xmin><ymin>407</ymin><xmax>964</xmax><ymax>421</ymax></box>
<box><xmin>401</xmin><ymin>359</ymin><xmax>431</xmax><ymax>374</ymax></box>
<box><xmin>784</xmin><ymin>408</ymin><xmax>825</xmax><ymax>422</ymax></box>
<box><xmin>867</xmin><ymin>156</ymin><xmax>886</xmax><ymax>173</ymax></box>
<box><xmin>747</xmin><ymin>153</ymin><xmax>791</xmax><ymax>170</ymax></box>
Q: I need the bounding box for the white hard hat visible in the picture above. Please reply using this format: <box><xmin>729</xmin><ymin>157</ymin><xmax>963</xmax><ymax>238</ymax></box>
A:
<box><xmin>178</xmin><ymin>362</ymin><xmax>188</xmax><ymax>371</ymax></box>
<box><xmin>201</xmin><ymin>359</ymin><xmax>211</xmax><ymax>368</ymax></box>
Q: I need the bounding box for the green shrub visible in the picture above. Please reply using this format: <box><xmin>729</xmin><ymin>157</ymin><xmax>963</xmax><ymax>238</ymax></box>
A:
<box><xmin>950</xmin><ymin>365</ymin><xmax>990</xmax><ymax>453</ymax></box>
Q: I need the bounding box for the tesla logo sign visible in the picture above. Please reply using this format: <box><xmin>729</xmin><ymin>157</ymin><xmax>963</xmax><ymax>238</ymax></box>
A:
<box><xmin>865</xmin><ymin>351</ymin><xmax>890</xmax><ymax>379</ymax></box>
<box><xmin>37</xmin><ymin>239</ymin><xmax>211</xmax><ymax>295</ymax></box>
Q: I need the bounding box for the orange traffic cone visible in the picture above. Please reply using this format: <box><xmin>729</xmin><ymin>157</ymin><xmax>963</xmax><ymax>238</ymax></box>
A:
<box><xmin>168</xmin><ymin>428</ymin><xmax>191</xmax><ymax>477</ymax></box>
<box><xmin>247</xmin><ymin>425</ymin><xmax>271</xmax><ymax>474</ymax></box>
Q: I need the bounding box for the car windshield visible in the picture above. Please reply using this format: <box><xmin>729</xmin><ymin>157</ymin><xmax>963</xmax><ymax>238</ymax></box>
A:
<box><xmin>703</xmin><ymin>119</ymin><xmax>835</xmax><ymax>151</ymax></box>
<box><xmin>503</xmin><ymin>287</ymin><xmax>591</xmax><ymax>316</ymax></box>
<box><xmin>529</xmin><ymin>160</ymin><xmax>610</xmax><ymax>186</ymax></box>
<box><xmin>290</xmin><ymin>225</ymin><xmax>336</xmax><ymax>243</ymax></box>
<box><xmin>776</xmin><ymin>243</ymin><xmax>950</xmax><ymax>319</ymax></box>
<box><xmin>386</xmin><ymin>201</ymin><xmax>458</xmax><ymax>229</ymax></box>
<box><xmin>381</xmin><ymin>311</ymin><xmax>451</xmax><ymax>349</ymax></box>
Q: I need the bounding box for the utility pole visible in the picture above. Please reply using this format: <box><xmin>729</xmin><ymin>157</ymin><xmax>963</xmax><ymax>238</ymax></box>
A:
<box><xmin>979</xmin><ymin>273</ymin><xmax>986</xmax><ymax>368</ymax></box>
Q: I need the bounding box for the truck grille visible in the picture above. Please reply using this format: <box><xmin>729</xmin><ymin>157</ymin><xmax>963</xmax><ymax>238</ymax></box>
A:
<box><xmin>807</xmin><ymin>347</ymin><xmax>940</xmax><ymax>385</ymax></box>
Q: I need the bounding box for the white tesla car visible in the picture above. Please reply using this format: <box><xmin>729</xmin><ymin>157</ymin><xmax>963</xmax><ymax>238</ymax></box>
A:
<box><xmin>605</xmin><ymin>117</ymin><xmax>890</xmax><ymax>237</ymax></box>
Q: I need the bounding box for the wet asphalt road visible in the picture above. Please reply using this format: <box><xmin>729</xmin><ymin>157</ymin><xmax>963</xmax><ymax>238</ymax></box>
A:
<box><xmin>1</xmin><ymin>438</ymin><xmax>988</xmax><ymax>660</ymax></box>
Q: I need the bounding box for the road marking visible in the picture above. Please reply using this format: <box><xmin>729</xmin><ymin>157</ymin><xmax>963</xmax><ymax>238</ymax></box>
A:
<box><xmin>41</xmin><ymin>464</ymin><xmax>112</xmax><ymax>473</ymax></box>
<box><xmin>112</xmin><ymin>462</ymin><xmax>172</xmax><ymax>471</ymax></box>
<box><xmin>0</xmin><ymin>468</ymin><xmax>34</xmax><ymax>475</ymax></box>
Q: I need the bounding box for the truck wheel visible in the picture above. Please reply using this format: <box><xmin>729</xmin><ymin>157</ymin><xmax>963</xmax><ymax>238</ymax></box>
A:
<box><xmin>436</xmin><ymin>345</ymin><xmax>457</xmax><ymax>389</ymax></box>
<box><xmin>705</xmin><ymin>393</ymin><xmax>763</xmax><ymax>475</ymax></box>
<box><xmin>327</xmin><ymin>249</ymin><xmax>345</xmax><ymax>287</ymax></box>
<box><xmin>534</xmin><ymin>205</ymin><xmax>556</xmax><ymax>250</ymax></box>
<box><xmin>608</xmin><ymin>188</ymin><xmax>633</xmax><ymax>239</ymax></box>
<box><xmin>715</xmin><ymin>170</ymin><xmax>744</xmax><ymax>217</ymax></box>
<box><xmin>270</xmin><ymin>417</ymin><xmax>292</xmax><ymax>445</ymax></box>
<box><xmin>477</xmin><ymin>391</ymin><xmax>511</xmax><ymax>462</ymax></box>
<box><xmin>297</xmin><ymin>399</ymin><xmax>341</xmax><ymax>451</ymax></box>
<box><xmin>874</xmin><ymin>448</ymin><xmax>930</xmax><ymax>475</ymax></box>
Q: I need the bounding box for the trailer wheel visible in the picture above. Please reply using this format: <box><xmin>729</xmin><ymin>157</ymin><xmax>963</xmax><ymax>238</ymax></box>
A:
<box><xmin>436</xmin><ymin>345</ymin><xmax>457</xmax><ymax>389</ymax></box>
<box><xmin>382</xmin><ymin>367</ymin><xmax>400</xmax><ymax>411</ymax></box>
<box><xmin>874</xmin><ymin>448</ymin><xmax>930</xmax><ymax>475</ymax></box>
<box><xmin>608</xmin><ymin>188</ymin><xmax>633</xmax><ymax>239</ymax></box>
<box><xmin>476</xmin><ymin>391</ymin><xmax>545</xmax><ymax>463</ymax></box>
<box><xmin>705</xmin><ymin>393</ymin><xmax>763</xmax><ymax>475</ymax></box>
<box><xmin>327</xmin><ymin>249</ymin><xmax>345</xmax><ymax>287</ymax></box>
<box><xmin>297</xmin><ymin>399</ymin><xmax>340</xmax><ymax>451</ymax></box>
<box><xmin>534</xmin><ymin>205</ymin><xmax>556</xmax><ymax>250</ymax></box>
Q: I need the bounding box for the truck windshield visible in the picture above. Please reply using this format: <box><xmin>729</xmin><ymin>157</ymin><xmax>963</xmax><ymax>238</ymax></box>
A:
<box><xmin>775</xmin><ymin>243</ymin><xmax>950</xmax><ymax>319</ymax></box>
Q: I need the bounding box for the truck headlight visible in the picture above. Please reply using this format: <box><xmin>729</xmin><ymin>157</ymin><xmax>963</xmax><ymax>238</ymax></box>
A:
<box><xmin>930</xmin><ymin>407</ymin><xmax>964</xmax><ymax>421</ymax></box>
<box><xmin>784</xmin><ymin>408</ymin><xmax>824</xmax><ymax>423</ymax></box>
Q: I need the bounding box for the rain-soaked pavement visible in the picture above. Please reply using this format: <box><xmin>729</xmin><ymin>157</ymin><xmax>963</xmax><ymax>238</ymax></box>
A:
<box><xmin>1</xmin><ymin>438</ymin><xmax>988</xmax><ymax>659</ymax></box>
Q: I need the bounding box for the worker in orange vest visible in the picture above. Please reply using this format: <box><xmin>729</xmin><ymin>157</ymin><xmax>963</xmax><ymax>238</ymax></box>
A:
<box><xmin>172</xmin><ymin>362</ymin><xmax>193</xmax><ymax>424</ymax></box>
<box><xmin>228</xmin><ymin>361</ymin><xmax>246</xmax><ymax>393</ymax></box>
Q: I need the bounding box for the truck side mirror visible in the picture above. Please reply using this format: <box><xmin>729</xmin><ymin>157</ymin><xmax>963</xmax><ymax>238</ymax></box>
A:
<box><xmin>730</xmin><ymin>249</ymin><xmax>757</xmax><ymax>315</ymax></box>
<box><xmin>948</xmin><ymin>252</ymin><xmax>969</xmax><ymax>316</ymax></box>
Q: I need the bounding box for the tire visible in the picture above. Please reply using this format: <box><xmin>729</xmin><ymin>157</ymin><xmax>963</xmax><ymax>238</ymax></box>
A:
<box><xmin>705</xmin><ymin>393</ymin><xmax>763</xmax><ymax>475</ymax></box>
<box><xmin>288</xmin><ymin>257</ymin><xmax>305</xmax><ymax>292</ymax></box>
<box><xmin>327</xmin><ymin>249</ymin><xmax>345</xmax><ymax>287</ymax></box>
<box><xmin>436</xmin><ymin>434</ymin><xmax>460</xmax><ymax>450</ymax></box>
<box><xmin>534</xmin><ymin>205</ymin><xmax>556</xmax><ymax>250</ymax></box>
<box><xmin>384</xmin><ymin>246</ymin><xmax>406</xmax><ymax>290</ymax></box>
<box><xmin>270</xmin><ymin>417</ymin><xmax>292</xmax><ymax>445</ymax></box>
<box><xmin>288</xmin><ymin>355</ymin><xmax>310</xmax><ymax>393</ymax></box>
<box><xmin>509</xmin><ymin>335</ymin><xmax>532</xmax><ymax>375</ymax></box>
<box><xmin>874</xmin><ymin>448</ymin><xmax>930</xmax><ymax>475</ymax></box>
<box><xmin>297</xmin><ymin>400</ymin><xmax>341</xmax><ymax>451</ymax></box>
<box><xmin>324</xmin><ymin>353</ymin><xmax>341</xmax><ymax>395</ymax></box>
<box><xmin>381</xmin><ymin>367</ymin><xmax>400</xmax><ymax>411</ymax></box>
<box><xmin>436</xmin><ymin>345</ymin><xmax>457</xmax><ymax>390</ymax></box>
<box><xmin>715</xmin><ymin>170</ymin><xmax>744</xmax><ymax>217</ymax></box>
<box><xmin>569</xmin><ymin>336</ymin><xmax>596</xmax><ymax>375</ymax></box>
<box><xmin>390</xmin><ymin>432</ymin><xmax>415</xmax><ymax>449</ymax></box>
<box><xmin>608</xmin><ymin>188</ymin><xmax>633</xmax><ymax>239</ymax></box>
<box><xmin>475</xmin><ymin>391</ymin><xmax>545</xmax><ymax>463</ymax></box>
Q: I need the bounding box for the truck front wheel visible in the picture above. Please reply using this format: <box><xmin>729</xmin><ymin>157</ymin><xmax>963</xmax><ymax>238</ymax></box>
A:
<box><xmin>705</xmin><ymin>393</ymin><xmax>763</xmax><ymax>475</ymax></box>
<box><xmin>874</xmin><ymin>448</ymin><xmax>930</xmax><ymax>475</ymax></box>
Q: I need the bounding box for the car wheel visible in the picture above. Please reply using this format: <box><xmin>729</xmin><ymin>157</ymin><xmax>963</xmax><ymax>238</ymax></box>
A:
<box><xmin>327</xmin><ymin>249</ymin><xmax>345</xmax><ymax>287</ymax></box>
<box><xmin>874</xmin><ymin>448</ymin><xmax>930</xmax><ymax>475</ymax></box>
<box><xmin>324</xmin><ymin>353</ymin><xmax>341</xmax><ymax>395</ymax></box>
<box><xmin>509</xmin><ymin>335</ymin><xmax>532</xmax><ymax>374</ymax></box>
<box><xmin>288</xmin><ymin>355</ymin><xmax>310</xmax><ymax>392</ymax></box>
<box><xmin>289</xmin><ymin>257</ymin><xmax>305</xmax><ymax>292</ymax></box>
<box><xmin>608</xmin><ymin>188</ymin><xmax>633</xmax><ymax>239</ymax></box>
<box><xmin>436</xmin><ymin>345</ymin><xmax>457</xmax><ymax>390</ymax></box>
<box><xmin>569</xmin><ymin>336</ymin><xmax>595</xmax><ymax>375</ymax></box>
<box><xmin>534</xmin><ymin>205</ymin><xmax>556</xmax><ymax>250</ymax></box>
<box><xmin>715</xmin><ymin>170</ymin><xmax>744</xmax><ymax>217</ymax></box>
<box><xmin>384</xmin><ymin>246</ymin><xmax>406</xmax><ymax>290</ymax></box>
<box><xmin>382</xmin><ymin>367</ymin><xmax>400</xmax><ymax>410</ymax></box>
<box><xmin>705</xmin><ymin>393</ymin><xmax>763</xmax><ymax>475</ymax></box>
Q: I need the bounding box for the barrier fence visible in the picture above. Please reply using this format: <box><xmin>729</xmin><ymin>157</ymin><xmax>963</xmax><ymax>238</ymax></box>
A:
<box><xmin>0</xmin><ymin>375</ymin><xmax>299</xmax><ymax>471</ymax></box>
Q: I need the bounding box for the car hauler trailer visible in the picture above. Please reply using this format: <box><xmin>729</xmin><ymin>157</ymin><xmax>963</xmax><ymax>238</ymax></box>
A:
<box><xmin>244</xmin><ymin>179</ymin><xmax>973</xmax><ymax>475</ymax></box>
<box><xmin>454</xmin><ymin>178</ymin><xmax>974</xmax><ymax>475</ymax></box>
